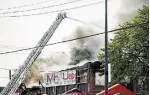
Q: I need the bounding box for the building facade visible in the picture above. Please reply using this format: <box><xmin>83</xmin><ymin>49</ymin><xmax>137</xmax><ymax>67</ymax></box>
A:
<box><xmin>43</xmin><ymin>62</ymin><xmax>104</xmax><ymax>95</ymax></box>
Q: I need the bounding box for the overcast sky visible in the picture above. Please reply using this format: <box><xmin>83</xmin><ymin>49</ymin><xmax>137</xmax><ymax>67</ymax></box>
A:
<box><xmin>0</xmin><ymin>0</ymin><xmax>148</xmax><ymax>87</ymax></box>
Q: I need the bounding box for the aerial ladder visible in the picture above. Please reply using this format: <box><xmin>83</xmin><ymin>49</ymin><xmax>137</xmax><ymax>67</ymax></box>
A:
<box><xmin>0</xmin><ymin>12</ymin><xmax>66</xmax><ymax>95</ymax></box>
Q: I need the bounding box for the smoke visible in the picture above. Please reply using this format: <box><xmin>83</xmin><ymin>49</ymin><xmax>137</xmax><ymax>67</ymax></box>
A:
<box><xmin>24</xmin><ymin>0</ymin><xmax>149</xmax><ymax>85</ymax></box>
<box><xmin>69</xmin><ymin>47</ymin><xmax>92</xmax><ymax>65</ymax></box>
<box><xmin>24</xmin><ymin>52</ymin><xmax>70</xmax><ymax>85</ymax></box>
<box><xmin>24</xmin><ymin>58</ymin><xmax>45</xmax><ymax>85</ymax></box>
<box><xmin>24</xmin><ymin>24</ymin><xmax>104</xmax><ymax>85</ymax></box>
<box><xmin>65</xmin><ymin>25</ymin><xmax>104</xmax><ymax>65</ymax></box>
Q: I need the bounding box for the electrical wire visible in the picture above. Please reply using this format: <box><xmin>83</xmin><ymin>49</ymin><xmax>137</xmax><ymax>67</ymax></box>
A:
<box><xmin>0</xmin><ymin>0</ymin><xmax>83</xmax><ymax>14</ymax></box>
<box><xmin>0</xmin><ymin>77</ymin><xmax>9</xmax><ymax>78</ymax></box>
<box><xmin>0</xmin><ymin>22</ymin><xmax>148</xmax><ymax>55</ymax></box>
<box><xmin>0</xmin><ymin>45</ymin><xmax>25</xmax><ymax>49</ymax></box>
<box><xmin>0</xmin><ymin>68</ymin><xmax>16</xmax><ymax>70</ymax></box>
<box><xmin>0</xmin><ymin>0</ymin><xmax>54</xmax><ymax>10</ymax></box>
<box><xmin>0</xmin><ymin>1</ymin><xmax>105</xmax><ymax>18</ymax></box>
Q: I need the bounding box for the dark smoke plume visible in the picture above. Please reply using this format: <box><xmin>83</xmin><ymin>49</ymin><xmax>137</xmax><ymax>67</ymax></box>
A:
<box><xmin>24</xmin><ymin>25</ymin><xmax>103</xmax><ymax>84</ymax></box>
<box><xmin>23</xmin><ymin>0</ymin><xmax>149</xmax><ymax>85</ymax></box>
<box><xmin>65</xmin><ymin>26</ymin><xmax>104</xmax><ymax>65</ymax></box>
<box><xmin>69</xmin><ymin>47</ymin><xmax>92</xmax><ymax>65</ymax></box>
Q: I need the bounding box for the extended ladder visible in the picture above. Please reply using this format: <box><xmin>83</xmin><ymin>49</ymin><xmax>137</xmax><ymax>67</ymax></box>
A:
<box><xmin>0</xmin><ymin>12</ymin><xmax>66</xmax><ymax>95</ymax></box>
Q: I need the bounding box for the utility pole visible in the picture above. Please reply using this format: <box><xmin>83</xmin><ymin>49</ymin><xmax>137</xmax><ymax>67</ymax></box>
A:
<box><xmin>0</xmin><ymin>68</ymin><xmax>15</xmax><ymax>80</ymax></box>
<box><xmin>105</xmin><ymin>0</ymin><xmax>108</xmax><ymax>95</ymax></box>
<box><xmin>9</xmin><ymin>70</ymin><xmax>11</xmax><ymax>80</ymax></box>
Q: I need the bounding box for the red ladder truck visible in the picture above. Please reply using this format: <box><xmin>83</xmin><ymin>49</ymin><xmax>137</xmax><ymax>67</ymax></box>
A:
<box><xmin>63</xmin><ymin>84</ymin><xmax>135</xmax><ymax>95</ymax></box>
<box><xmin>97</xmin><ymin>84</ymin><xmax>135</xmax><ymax>95</ymax></box>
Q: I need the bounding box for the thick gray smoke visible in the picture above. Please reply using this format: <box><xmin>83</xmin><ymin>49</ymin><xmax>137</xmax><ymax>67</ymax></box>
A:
<box><xmin>65</xmin><ymin>26</ymin><xmax>104</xmax><ymax>65</ymax></box>
<box><xmin>69</xmin><ymin>47</ymin><xmax>92</xmax><ymax>65</ymax></box>
<box><xmin>24</xmin><ymin>25</ymin><xmax>104</xmax><ymax>85</ymax></box>
<box><xmin>24</xmin><ymin>0</ymin><xmax>149</xmax><ymax>85</ymax></box>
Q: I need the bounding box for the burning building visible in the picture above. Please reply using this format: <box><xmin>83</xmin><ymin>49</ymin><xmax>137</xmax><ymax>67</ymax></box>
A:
<box><xmin>41</xmin><ymin>61</ymin><xmax>104</xmax><ymax>95</ymax></box>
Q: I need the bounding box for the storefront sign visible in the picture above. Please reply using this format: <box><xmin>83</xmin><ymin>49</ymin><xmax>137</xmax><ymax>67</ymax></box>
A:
<box><xmin>43</xmin><ymin>70</ymin><xmax>76</xmax><ymax>87</ymax></box>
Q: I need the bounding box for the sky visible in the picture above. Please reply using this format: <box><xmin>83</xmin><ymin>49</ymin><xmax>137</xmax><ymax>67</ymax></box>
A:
<box><xmin>0</xmin><ymin>0</ymin><xmax>148</xmax><ymax>87</ymax></box>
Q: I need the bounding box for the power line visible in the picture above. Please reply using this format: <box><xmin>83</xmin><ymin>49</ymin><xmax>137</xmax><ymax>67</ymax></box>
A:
<box><xmin>0</xmin><ymin>0</ymin><xmax>54</xmax><ymax>10</ymax></box>
<box><xmin>0</xmin><ymin>50</ymin><xmax>68</xmax><ymax>55</ymax></box>
<box><xmin>0</xmin><ymin>77</ymin><xmax>9</xmax><ymax>78</ymax></box>
<box><xmin>0</xmin><ymin>1</ymin><xmax>105</xmax><ymax>18</ymax></box>
<box><xmin>0</xmin><ymin>45</ymin><xmax>25</xmax><ymax>49</ymax></box>
<box><xmin>0</xmin><ymin>0</ymin><xmax>83</xmax><ymax>14</ymax></box>
<box><xmin>0</xmin><ymin>68</ymin><xmax>16</xmax><ymax>70</ymax></box>
<box><xmin>0</xmin><ymin>22</ymin><xmax>148</xmax><ymax>55</ymax></box>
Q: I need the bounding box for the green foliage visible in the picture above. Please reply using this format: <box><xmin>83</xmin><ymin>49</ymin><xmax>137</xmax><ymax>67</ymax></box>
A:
<box><xmin>98</xmin><ymin>6</ymin><xmax>149</xmax><ymax>93</ymax></box>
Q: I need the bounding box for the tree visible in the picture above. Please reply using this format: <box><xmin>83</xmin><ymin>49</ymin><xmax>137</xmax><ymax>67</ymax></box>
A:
<box><xmin>98</xmin><ymin>6</ymin><xmax>149</xmax><ymax>94</ymax></box>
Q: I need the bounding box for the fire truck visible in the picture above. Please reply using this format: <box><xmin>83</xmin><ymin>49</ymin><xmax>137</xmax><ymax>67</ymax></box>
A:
<box><xmin>62</xmin><ymin>84</ymin><xmax>135</xmax><ymax>95</ymax></box>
